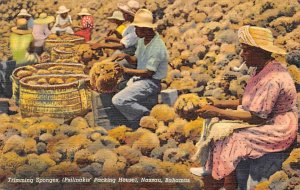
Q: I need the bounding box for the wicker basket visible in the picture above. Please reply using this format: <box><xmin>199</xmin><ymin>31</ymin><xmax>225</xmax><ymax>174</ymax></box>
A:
<box><xmin>51</xmin><ymin>47</ymin><xmax>80</xmax><ymax>63</ymax></box>
<box><xmin>11</xmin><ymin>63</ymin><xmax>86</xmax><ymax>104</ymax></box>
<box><xmin>19</xmin><ymin>74</ymin><xmax>91</xmax><ymax>119</ymax></box>
<box><xmin>45</xmin><ymin>37</ymin><xmax>84</xmax><ymax>52</ymax></box>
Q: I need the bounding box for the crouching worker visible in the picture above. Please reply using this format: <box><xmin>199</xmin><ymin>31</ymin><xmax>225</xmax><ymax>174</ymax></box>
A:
<box><xmin>10</xmin><ymin>18</ymin><xmax>39</xmax><ymax>66</ymax></box>
<box><xmin>111</xmin><ymin>9</ymin><xmax>168</xmax><ymax>129</ymax></box>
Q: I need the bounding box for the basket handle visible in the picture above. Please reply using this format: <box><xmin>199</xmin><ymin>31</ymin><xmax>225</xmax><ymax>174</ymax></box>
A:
<box><xmin>77</xmin><ymin>79</ymin><xmax>87</xmax><ymax>90</ymax></box>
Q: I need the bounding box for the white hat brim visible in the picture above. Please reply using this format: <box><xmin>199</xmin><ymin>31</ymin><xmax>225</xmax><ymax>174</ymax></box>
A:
<box><xmin>56</xmin><ymin>9</ymin><xmax>70</xmax><ymax>14</ymax></box>
<box><xmin>131</xmin><ymin>22</ymin><xmax>157</xmax><ymax>29</ymax></box>
<box><xmin>107</xmin><ymin>16</ymin><xmax>124</xmax><ymax>21</ymax></box>
<box><xmin>78</xmin><ymin>12</ymin><xmax>91</xmax><ymax>16</ymax></box>
<box><xmin>18</xmin><ymin>13</ymin><xmax>32</xmax><ymax>17</ymax></box>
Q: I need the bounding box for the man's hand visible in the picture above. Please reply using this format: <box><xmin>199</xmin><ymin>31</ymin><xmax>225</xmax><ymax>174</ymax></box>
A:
<box><xmin>111</xmin><ymin>53</ymin><xmax>128</xmax><ymax>62</ymax></box>
<box><xmin>196</xmin><ymin>104</ymin><xmax>220</xmax><ymax>118</ymax></box>
<box><xmin>206</xmin><ymin>97</ymin><xmax>220</xmax><ymax>106</ymax></box>
<box><xmin>114</xmin><ymin>63</ymin><xmax>125</xmax><ymax>75</ymax></box>
<box><xmin>91</xmin><ymin>43</ymin><xmax>105</xmax><ymax>50</ymax></box>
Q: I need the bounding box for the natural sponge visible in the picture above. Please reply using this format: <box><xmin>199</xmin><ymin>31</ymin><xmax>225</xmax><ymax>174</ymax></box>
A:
<box><xmin>174</xmin><ymin>94</ymin><xmax>208</xmax><ymax>120</ymax></box>
<box><xmin>89</xmin><ymin>60</ymin><xmax>123</xmax><ymax>93</ymax></box>
<box><xmin>150</xmin><ymin>104</ymin><xmax>176</xmax><ymax>123</ymax></box>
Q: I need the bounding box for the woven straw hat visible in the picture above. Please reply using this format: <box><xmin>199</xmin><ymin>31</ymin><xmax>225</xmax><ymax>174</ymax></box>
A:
<box><xmin>56</xmin><ymin>6</ymin><xmax>70</xmax><ymax>14</ymax></box>
<box><xmin>238</xmin><ymin>25</ymin><xmax>286</xmax><ymax>55</ymax></box>
<box><xmin>107</xmin><ymin>11</ymin><xmax>125</xmax><ymax>21</ymax></box>
<box><xmin>118</xmin><ymin>0</ymin><xmax>140</xmax><ymax>16</ymax></box>
<box><xmin>34</xmin><ymin>13</ymin><xmax>55</xmax><ymax>24</ymax></box>
<box><xmin>78</xmin><ymin>8</ymin><xmax>91</xmax><ymax>16</ymax></box>
<box><xmin>11</xmin><ymin>18</ymin><xmax>32</xmax><ymax>35</ymax></box>
<box><xmin>131</xmin><ymin>9</ymin><xmax>156</xmax><ymax>28</ymax></box>
<box><xmin>17</xmin><ymin>9</ymin><xmax>31</xmax><ymax>17</ymax></box>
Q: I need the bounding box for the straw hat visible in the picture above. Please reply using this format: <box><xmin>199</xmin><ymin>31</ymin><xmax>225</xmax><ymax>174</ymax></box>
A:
<box><xmin>11</xmin><ymin>18</ymin><xmax>32</xmax><ymax>35</ymax></box>
<box><xmin>17</xmin><ymin>9</ymin><xmax>31</xmax><ymax>17</ymax></box>
<box><xmin>34</xmin><ymin>13</ymin><xmax>55</xmax><ymax>24</ymax></box>
<box><xmin>238</xmin><ymin>25</ymin><xmax>286</xmax><ymax>55</ymax></box>
<box><xmin>56</xmin><ymin>6</ymin><xmax>70</xmax><ymax>14</ymax></box>
<box><xmin>118</xmin><ymin>0</ymin><xmax>140</xmax><ymax>16</ymax></box>
<box><xmin>107</xmin><ymin>11</ymin><xmax>125</xmax><ymax>21</ymax></box>
<box><xmin>131</xmin><ymin>9</ymin><xmax>156</xmax><ymax>28</ymax></box>
<box><xmin>78</xmin><ymin>8</ymin><xmax>91</xmax><ymax>16</ymax></box>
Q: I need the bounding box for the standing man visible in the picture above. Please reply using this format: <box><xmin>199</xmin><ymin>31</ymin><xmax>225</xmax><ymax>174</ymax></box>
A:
<box><xmin>111</xmin><ymin>9</ymin><xmax>169</xmax><ymax>129</ymax></box>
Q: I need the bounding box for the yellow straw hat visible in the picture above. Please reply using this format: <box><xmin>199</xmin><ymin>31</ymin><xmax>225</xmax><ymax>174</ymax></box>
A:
<box><xmin>130</xmin><ymin>9</ymin><xmax>156</xmax><ymax>28</ymax></box>
<box><xmin>238</xmin><ymin>25</ymin><xmax>286</xmax><ymax>55</ymax></box>
<box><xmin>11</xmin><ymin>18</ymin><xmax>32</xmax><ymax>35</ymax></box>
<box><xmin>34</xmin><ymin>13</ymin><xmax>55</xmax><ymax>24</ymax></box>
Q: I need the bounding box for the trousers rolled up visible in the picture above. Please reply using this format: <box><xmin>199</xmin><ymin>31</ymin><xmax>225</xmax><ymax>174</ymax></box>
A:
<box><xmin>112</xmin><ymin>77</ymin><xmax>160</xmax><ymax>121</ymax></box>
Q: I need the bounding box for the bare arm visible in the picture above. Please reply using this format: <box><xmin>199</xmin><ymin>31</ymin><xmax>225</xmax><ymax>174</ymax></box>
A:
<box><xmin>123</xmin><ymin>68</ymin><xmax>154</xmax><ymax>78</ymax></box>
<box><xmin>197</xmin><ymin>105</ymin><xmax>267</xmax><ymax>125</ymax></box>
<box><xmin>105</xmin><ymin>36</ymin><xmax>121</xmax><ymax>43</ymax></box>
<box><xmin>112</xmin><ymin>53</ymin><xmax>137</xmax><ymax>65</ymax></box>
<box><xmin>91</xmin><ymin>42</ymin><xmax>124</xmax><ymax>50</ymax></box>
<box><xmin>213</xmin><ymin>99</ymin><xmax>241</xmax><ymax>109</ymax></box>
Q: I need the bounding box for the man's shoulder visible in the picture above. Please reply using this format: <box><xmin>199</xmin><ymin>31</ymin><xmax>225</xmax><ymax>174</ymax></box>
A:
<box><xmin>152</xmin><ymin>35</ymin><xmax>167</xmax><ymax>53</ymax></box>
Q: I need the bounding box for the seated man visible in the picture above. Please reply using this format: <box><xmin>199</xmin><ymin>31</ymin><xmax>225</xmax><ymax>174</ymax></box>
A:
<box><xmin>51</xmin><ymin>6</ymin><xmax>74</xmax><ymax>35</ymax></box>
<box><xmin>74</xmin><ymin>8</ymin><xmax>94</xmax><ymax>42</ymax></box>
<box><xmin>91</xmin><ymin>0</ymin><xmax>140</xmax><ymax>56</ymax></box>
<box><xmin>111</xmin><ymin>9</ymin><xmax>169</xmax><ymax>129</ymax></box>
<box><xmin>106</xmin><ymin>10</ymin><xmax>126</xmax><ymax>39</ymax></box>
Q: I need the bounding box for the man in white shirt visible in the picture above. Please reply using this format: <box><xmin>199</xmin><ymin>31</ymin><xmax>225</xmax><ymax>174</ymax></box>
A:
<box><xmin>51</xmin><ymin>6</ymin><xmax>74</xmax><ymax>35</ymax></box>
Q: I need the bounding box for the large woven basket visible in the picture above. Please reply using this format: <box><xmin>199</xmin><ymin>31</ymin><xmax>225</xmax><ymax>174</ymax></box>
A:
<box><xmin>45</xmin><ymin>37</ymin><xmax>84</xmax><ymax>52</ymax></box>
<box><xmin>19</xmin><ymin>74</ymin><xmax>91</xmax><ymax>119</ymax></box>
<box><xmin>12</xmin><ymin>63</ymin><xmax>86</xmax><ymax>105</ymax></box>
<box><xmin>51</xmin><ymin>47</ymin><xmax>80</xmax><ymax>63</ymax></box>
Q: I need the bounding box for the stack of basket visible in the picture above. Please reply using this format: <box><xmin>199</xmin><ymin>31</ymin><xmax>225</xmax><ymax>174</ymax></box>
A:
<box><xmin>45</xmin><ymin>34</ymin><xmax>85</xmax><ymax>63</ymax></box>
<box><xmin>11</xmin><ymin>63</ymin><xmax>91</xmax><ymax>120</ymax></box>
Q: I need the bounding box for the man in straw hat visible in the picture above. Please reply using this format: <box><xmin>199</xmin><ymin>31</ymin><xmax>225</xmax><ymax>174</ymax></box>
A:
<box><xmin>189</xmin><ymin>26</ymin><xmax>298</xmax><ymax>189</ymax></box>
<box><xmin>74</xmin><ymin>8</ymin><xmax>94</xmax><ymax>42</ymax></box>
<box><xmin>17</xmin><ymin>9</ymin><xmax>34</xmax><ymax>30</ymax></box>
<box><xmin>106</xmin><ymin>10</ymin><xmax>126</xmax><ymax>39</ymax></box>
<box><xmin>33</xmin><ymin>13</ymin><xmax>55</xmax><ymax>55</ymax></box>
<box><xmin>51</xmin><ymin>5</ymin><xmax>74</xmax><ymax>35</ymax></box>
<box><xmin>10</xmin><ymin>18</ymin><xmax>39</xmax><ymax>66</ymax></box>
<box><xmin>111</xmin><ymin>9</ymin><xmax>169</xmax><ymax>129</ymax></box>
<box><xmin>91</xmin><ymin>0</ymin><xmax>140</xmax><ymax>56</ymax></box>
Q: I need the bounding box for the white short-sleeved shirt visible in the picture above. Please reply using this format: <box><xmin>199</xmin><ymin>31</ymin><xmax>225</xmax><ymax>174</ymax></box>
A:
<box><xmin>135</xmin><ymin>33</ymin><xmax>169</xmax><ymax>80</ymax></box>
<box><xmin>120</xmin><ymin>25</ymin><xmax>138</xmax><ymax>48</ymax></box>
<box><xmin>54</xmin><ymin>15</ymin><xmax>72</xmax><ymax>27</ymax></box>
